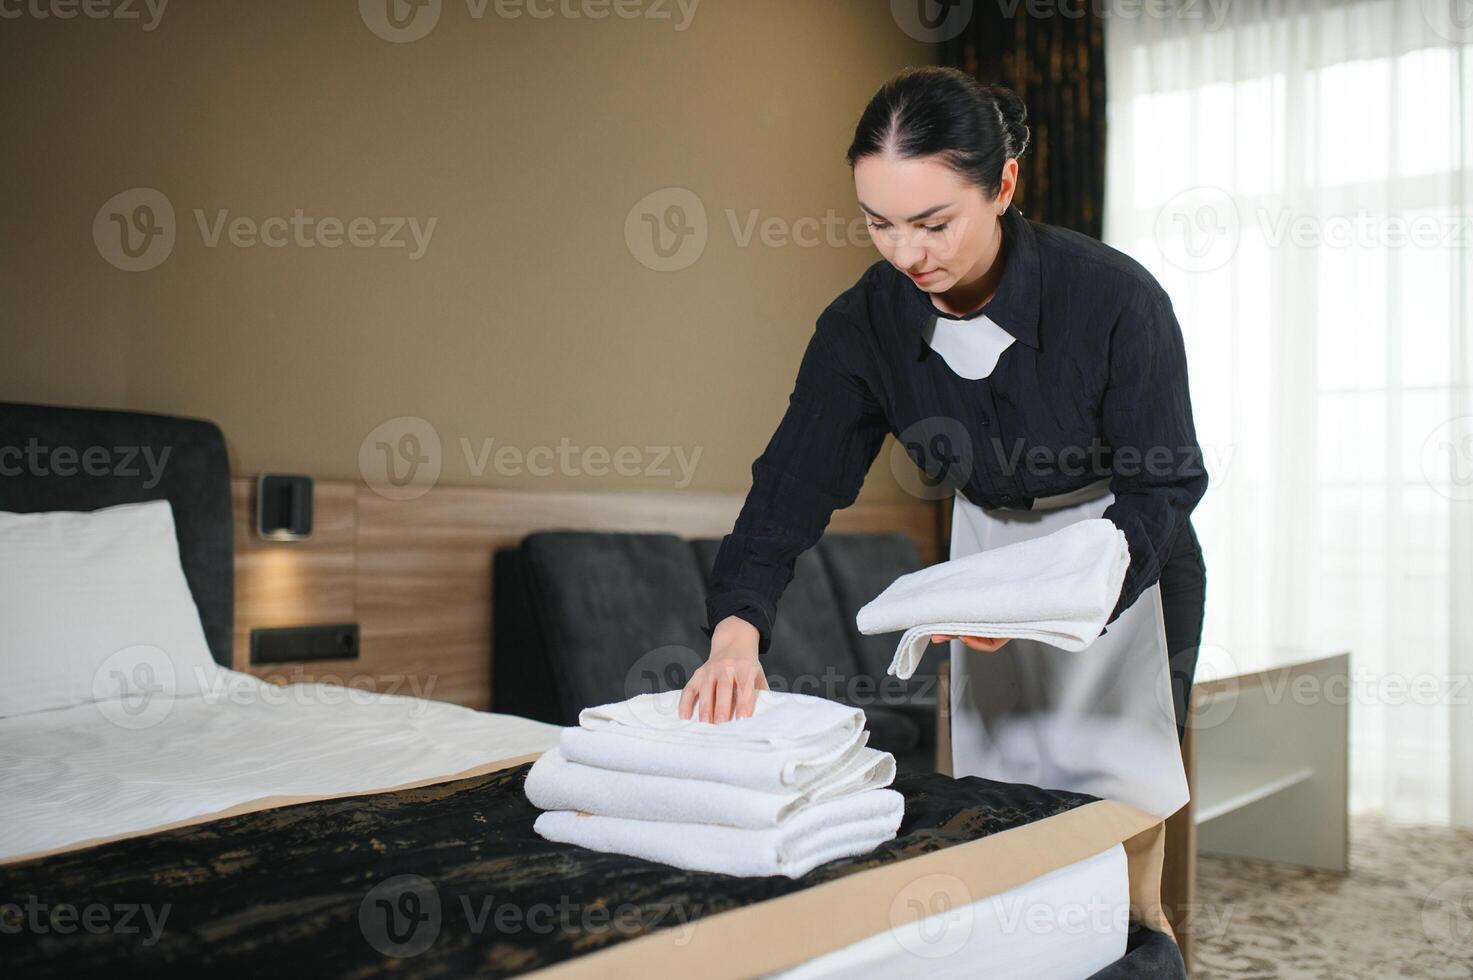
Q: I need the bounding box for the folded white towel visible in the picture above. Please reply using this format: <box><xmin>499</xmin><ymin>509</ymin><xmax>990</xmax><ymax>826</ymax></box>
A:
<box><xmin>561</xmin><ymin>690</ymin><xmax>866</xmax><ymax>794</ymax></box>
<box><xmin>558</xmin><ymin>726</ymin><xmax>864</xmax><ymax>794</ymax></box>
<box><xmin>578</xmin><ymin>689</ymin><xmax>863</xmax><ymax>749</ymax></box>
<box><xmin>534</xmin><ymin>787</ymin><xmax>905</xmax><ymax>878</ymax></box>
<box><xmin>524</xmin><ymin>738</ymin><xmax>895</xmax><ymax>829</ymax></box>
<box><xmin>856</xmin><ymin>517</ymin><xmax>1131</xmax><ymax>679</ymax></box>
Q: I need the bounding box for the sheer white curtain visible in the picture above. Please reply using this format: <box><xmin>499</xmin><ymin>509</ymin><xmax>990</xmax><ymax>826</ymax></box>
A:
<box><xmin>1102</xmin><ymin>0</ymin><xmax>1472</xmax><ymax>827</ymax></box>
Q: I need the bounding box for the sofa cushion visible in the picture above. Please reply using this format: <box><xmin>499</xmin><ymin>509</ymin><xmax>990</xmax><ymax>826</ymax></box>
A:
<box><xmin>818</xmin><ymin>532</ymin><xmax>942</xmax><ymax>708</ymax></box>
<box><xmin>493</xmin><ymin>529</ymin><xmax>938</xmax><ymax>773</ymax></box>
<box><xmin>491</xmin><ymin>547</ymin><xmax>563</xmax><ymax>724</ymax></box>
<box><xmin>861</xmin><ymin>705</ymin><xmax>922</xmax><ymax>755</ymax></box>
<box><xmin>521</xmin><ymin>531</ymin><xmax>709</xmax><ymax>723</ymax></box>
<box><xmin>689</xmin><ymin>538</ymin><xmax>863</xmax><ymax>699</ymax></box>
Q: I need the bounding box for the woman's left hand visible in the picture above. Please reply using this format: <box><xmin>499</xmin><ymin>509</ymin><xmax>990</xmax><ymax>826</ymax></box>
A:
<box><xmin>931</xmin><ymin>634</ymin><xmax>1010</xmax><ymax>653</ymax></box>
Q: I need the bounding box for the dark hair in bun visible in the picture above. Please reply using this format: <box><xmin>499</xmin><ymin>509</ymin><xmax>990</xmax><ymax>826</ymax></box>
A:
<box><xmin>846</xmin><ymin>66</ymin><xmax>1029</xmax><ymax>201</ymax></box>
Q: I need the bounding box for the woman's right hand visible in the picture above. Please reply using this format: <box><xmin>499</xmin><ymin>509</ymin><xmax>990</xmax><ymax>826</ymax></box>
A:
<box><xmin>932</xmin><ymin>633</ymin><xmax>1011</xmax><ymax>653</ymax></box>
<box><xmin>678</xmin><ymin>615</ymin><xmax>768</xmax><ymax>723</ymax></box>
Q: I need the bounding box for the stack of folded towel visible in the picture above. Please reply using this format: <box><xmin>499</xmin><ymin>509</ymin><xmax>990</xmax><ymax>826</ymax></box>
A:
<box><xmin>857</xmin><ymin>517</ymin><xmax>1132</xmax><ymax>680</ymax></box>
<box><xmin>525</xmin><ymin>689</ymin><xmax>903</xmax><ymax>878</ymax></box>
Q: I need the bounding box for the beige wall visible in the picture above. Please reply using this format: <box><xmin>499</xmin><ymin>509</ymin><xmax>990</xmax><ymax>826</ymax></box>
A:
<box><xmin>1</xmin><ymin>0</ymin><xmax>929</xmax><ymax>503</ymax></box>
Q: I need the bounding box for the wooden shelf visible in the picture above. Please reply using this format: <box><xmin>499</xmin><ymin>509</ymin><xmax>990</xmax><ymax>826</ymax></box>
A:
<box><xmin>1195</xmin><ymin>757</ymin><xmax>1315</xmax><ymax>824</ymax></box>
<box><xmin>1190</xmin><ymin>650</ymin><xmax>1350</xmax><ymax>873</ymax></box>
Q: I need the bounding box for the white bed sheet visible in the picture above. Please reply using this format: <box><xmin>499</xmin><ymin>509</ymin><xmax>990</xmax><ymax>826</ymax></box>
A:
<box><xmin>0</xmin><ymin>668</ymin><xmax>561</xmax><ymax>861</ymax></box>
<box><xmin>772</xmin><ymin>842</ymin><xmax>1130</xmax><ymax>979</ymax></box>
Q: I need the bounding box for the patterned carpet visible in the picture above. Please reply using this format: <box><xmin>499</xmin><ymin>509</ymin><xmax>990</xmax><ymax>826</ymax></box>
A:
<box><xmin>1192</xmin><ymin>815</ymin><xmax>1473</xmax><ymax>978</ymax></box>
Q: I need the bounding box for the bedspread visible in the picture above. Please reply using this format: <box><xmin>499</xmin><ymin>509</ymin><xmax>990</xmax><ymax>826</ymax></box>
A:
<box><xmin>0</xmin><ymin>759</ymin><xmax>1177</xmax><ymax>978</ymax></box>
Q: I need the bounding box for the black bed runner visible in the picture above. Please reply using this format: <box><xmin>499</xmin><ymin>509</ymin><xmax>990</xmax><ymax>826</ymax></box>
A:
<box><xmin>1</xmin><ymin>765</ymin><xmax>1098</xmax><ymax>978</ymax></box>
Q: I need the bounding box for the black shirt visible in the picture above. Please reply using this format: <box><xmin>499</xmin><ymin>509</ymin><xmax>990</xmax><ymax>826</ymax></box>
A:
<box><xmin>702</xmin><ymin>202</ymin><xmax>1208</xmax><ymax>655</ymax></box>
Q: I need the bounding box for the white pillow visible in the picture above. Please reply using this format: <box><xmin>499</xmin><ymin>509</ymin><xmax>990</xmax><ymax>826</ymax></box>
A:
<box><xmin>0</xmin><ymin>498</ymin><xmax>221</xmax><ymax>718</ymax></box>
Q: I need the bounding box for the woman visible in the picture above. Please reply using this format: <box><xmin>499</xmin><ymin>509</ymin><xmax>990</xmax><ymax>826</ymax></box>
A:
<box><xmin>677</xmin><ymin>67</ymin><xmax>1207</xmax><ymax>819</ymax></box>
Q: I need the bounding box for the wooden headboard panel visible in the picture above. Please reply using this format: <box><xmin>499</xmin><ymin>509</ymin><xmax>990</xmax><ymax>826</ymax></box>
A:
<box><xmin>233</xmin><ymin>478</ymin><xmax>945</xmax><ymax>710</ymax></box>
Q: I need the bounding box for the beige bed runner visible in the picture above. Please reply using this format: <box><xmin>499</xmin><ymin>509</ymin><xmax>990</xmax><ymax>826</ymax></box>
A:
<box><xmin>528</xmin><ymin>796</ymin><xmax>1170</xmax><ymax>978</ymax></box>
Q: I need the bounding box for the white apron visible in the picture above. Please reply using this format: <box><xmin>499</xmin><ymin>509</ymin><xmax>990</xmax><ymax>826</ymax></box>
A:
<box><xmin>947</xmin><ymin>483</ymin><xmax>1190</xmax><ymax>819</ymax></box>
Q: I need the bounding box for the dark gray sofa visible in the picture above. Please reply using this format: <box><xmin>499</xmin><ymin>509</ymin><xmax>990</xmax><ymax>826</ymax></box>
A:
<box><xmin>492</xmin><ymin>530</ymin><xmax>944</xmax><ymax>773</ymax></box>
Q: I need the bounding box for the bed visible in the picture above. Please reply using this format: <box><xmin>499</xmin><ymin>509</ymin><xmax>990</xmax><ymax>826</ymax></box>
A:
<box><xmin>0</xmin><ymin>401</ymin><xmax>1185</xmax><ymax>978</ymax></box>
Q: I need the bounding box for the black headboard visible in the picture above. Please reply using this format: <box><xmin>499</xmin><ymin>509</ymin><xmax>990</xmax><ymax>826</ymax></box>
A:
<box><xmin>0</xmin><ymin>401</ymin><xmax>235</xmax><ymax>667</ymax></box>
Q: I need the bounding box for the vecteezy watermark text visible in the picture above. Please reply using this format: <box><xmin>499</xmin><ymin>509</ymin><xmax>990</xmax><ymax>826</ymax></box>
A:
<box><xmin>0</xmin><ymin>0</ymin><xmax>168</xmax><ymax>30</ymax></box>
<box><xmin>193</xmin><ymin>210</ymin><xmax>436</xmax><ymax>260</ymax></box>
<box><xmin>1156</xmin><ymin>187</ymin><xmax>1473</xmax><ymax>273</ymax></box>
<box><xmin>623</xmin><ymin>645</ymin><xmax>943</xmax><ymax>709</ymax></box>
<box><xmin>359</xmin><ymin>0</ymin><xmax>701</xmax><ymax>43</ymax></box>
<box><xmin>358</xmin><ymin>875</ymin><xmax>703</xmax><ymax>958</ymax></box>
<box><xmin>890</xmin><ymin>0</ymin><xmax>1233</xmax><ymax>45</ymax></box>
<box><xmin>0</xmin><ymin>438</ymin><xmax>170</xmax><ymax>489</ymax></box>
<box><xmin>1</xmin><ymin>896</ymin><xmax>171</xmax><ymax>947</ymax></box>
<box><xmin>888</xmin><ymin>416</ymin><xmax>1226</xmax><ymax>501</ymax></box>
<box><xmin>93</xmin><ymin>188</ymin><xmax>438</xmax><ymax>272</ymax></box>
<box><xmin>459</xmin><ymin>437</ymin><xmax>701</xmax><ymax>486</ymax></box>
<box><xmin>624</xmin><ymin>187</ymin><xmax>885</xmax><ymax>272</ymax></box>
<box><xmin>358</xmin><ymin>417</ymin><xmax>704</xmax><ymax>500</ymax></box>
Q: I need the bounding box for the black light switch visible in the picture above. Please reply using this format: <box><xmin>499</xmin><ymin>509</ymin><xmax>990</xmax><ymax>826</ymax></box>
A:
<box><xmin>251</xmin><ymin>624</ymin><xmax>359</xmax><ymax>664</ymax></box>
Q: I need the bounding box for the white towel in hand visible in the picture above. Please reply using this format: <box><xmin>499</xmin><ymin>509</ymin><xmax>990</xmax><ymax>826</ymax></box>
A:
<box><xmin>561</xmin><ymin>690</ymin><xmax>866</xmax><ymax>794</ymax></box>
<box><xmin>524</xmin><ymin>737</ymin><xmax>895</xmax><ymax>829</ymax></box>
<box><xmin>856</xmin><ymin>517</ymin><xmax>1131</xmax><ymax>679</ymax></box>
<box><xmin>533</xmin><ymin>787</ymin><xmax>904</xmax><ymax>878</ymax></box>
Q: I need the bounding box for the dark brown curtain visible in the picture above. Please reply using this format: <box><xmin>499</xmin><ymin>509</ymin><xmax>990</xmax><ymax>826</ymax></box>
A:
<box><xmin>938</xmin><ymin>3</ymin><xmax>1108</xmax><ymax>240</ymax></box>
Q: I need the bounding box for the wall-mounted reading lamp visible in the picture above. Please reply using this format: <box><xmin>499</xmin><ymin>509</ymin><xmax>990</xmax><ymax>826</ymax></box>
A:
<box><xmin>255</xmin><ymin>473</ymin><xmax>314</xmax><ymax>541</ymax></box>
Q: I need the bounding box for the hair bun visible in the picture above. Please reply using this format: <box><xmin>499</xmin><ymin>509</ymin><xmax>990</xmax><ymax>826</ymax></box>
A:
<box><xmin>987</xmin><ymin>84</ymin><xmax>1030</xmax><ymax>160</ymax></box>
